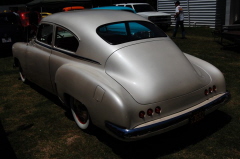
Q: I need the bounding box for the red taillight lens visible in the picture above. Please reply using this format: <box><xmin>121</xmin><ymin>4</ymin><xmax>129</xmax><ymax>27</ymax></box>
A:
<box><xmin>139</xmin><ymin>111</ymin><xmax>145</xmax><ymax>118</ymax></box>
<box><xmin>209</xmin><ymin>87</ymin><xmax>213</xmax><ymax>93</ymax></box>
<box><xmin>20</xmin><ymin>13</ymin><xmax>25</xmax><ymax>19</ymax></box>
<box><xmin>204</xmin><ymin>89</ymin><xmax>209</xmax><ymax>95</ymax></box>
<box><xmin>20</xmin><ymin>13</ymin><xmax>29</xmax><ymax>27</ymax></box>
<box><xmin>147</xmin><ymin>109</ymin><xmax>153</xmax><ymax>116</ymax></box>
<box><xmin>155</xmin><ymin>106</ymin><xmax>161</xmax><ymax>114</ymax></box>
<box><xmin>213</xmin><ymin>85</ymin><xmax>217</xmax><ymax>91</ymax></box>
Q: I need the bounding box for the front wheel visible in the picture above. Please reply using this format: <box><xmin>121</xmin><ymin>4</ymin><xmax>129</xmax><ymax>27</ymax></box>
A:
<box><xmin>70</xmin><ymin>97</ymin><xmax>90</xmax><ymax>130</ymax></box>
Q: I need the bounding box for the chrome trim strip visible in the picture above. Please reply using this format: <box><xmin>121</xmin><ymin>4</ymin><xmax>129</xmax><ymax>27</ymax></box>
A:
<box><xmin>35</xmin><ymin>40</ymin><xmax>101</xmax><ymax>65</ymax></box>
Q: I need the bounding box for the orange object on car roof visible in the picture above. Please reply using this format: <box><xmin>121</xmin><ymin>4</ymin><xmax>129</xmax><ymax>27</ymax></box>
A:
<box><xmin>63</xmin><ymin>6</ymin><xmax>85</xmax><ymax>11</ymax></box>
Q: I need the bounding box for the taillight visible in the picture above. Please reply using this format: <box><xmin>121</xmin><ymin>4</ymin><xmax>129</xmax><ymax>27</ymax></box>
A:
<box><xmin>147</xmin><ymin>109</ymin><xmax>153</xmax><ymax>116</ymax></box>
<box><xmin>209</xmin><ymin>87</ymin><xmax>213</xmax><ymax>93</ymax></box>
<box><xmin>205</xmin><ymin>85</ymin><xmax>217</xmax><ymax>96</ymax></box>
<box><xmin>139</xmin><ymin>111</ymin><xmax>145</xmax><ymax>118</ymax></box>
<box><xmin>213</xmin><ymin>85</ymin><xmax>217</xmax><ymax>91</ymax></box>
<box><xmin>155</xmin><ymin>106</ymin><xmax>161</xmax><ymax>114</ymax></box>
<box><xmin>139</xmin><ymin>107</ymin><xmax>162</xmax><ymax>118</ymax></box>
<box><xmin>204</xmin><ymin>89</ymin><xmax>209</xmax><ymax>96</ymax></box>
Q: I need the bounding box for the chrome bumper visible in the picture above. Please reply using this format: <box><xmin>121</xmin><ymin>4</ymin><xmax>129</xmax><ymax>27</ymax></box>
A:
<box><xmin>106</xmin><ymin>92</ymin><xmax>231</xmax><ymax>141</ymax></box>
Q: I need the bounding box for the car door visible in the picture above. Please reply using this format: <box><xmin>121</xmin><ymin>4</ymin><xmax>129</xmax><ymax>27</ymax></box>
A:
<box><xmin>25</xmin><ymin>23</ymin><xmax>54</xmax><ymax>93</ymax></box>
<box><xmin>49</xmin><ymin>26</ymin><xmax>79</xmax><ymax>94</ymax></box>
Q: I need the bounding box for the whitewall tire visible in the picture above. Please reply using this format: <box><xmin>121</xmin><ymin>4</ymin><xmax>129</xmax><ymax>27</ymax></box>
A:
<box><xmin>70</xmin><ymin>97</ymin><xmax>90</xmax><ymax>130</ymax></box>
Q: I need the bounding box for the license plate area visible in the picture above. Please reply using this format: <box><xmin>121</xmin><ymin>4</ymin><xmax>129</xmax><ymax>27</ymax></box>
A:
<box><xmin>190</xmin><ymin>109</ymin><xmax>205</xmax><ymax>124</ymax></box>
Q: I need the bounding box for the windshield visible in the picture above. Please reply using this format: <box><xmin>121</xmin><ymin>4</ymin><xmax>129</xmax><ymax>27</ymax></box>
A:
<box><xmin>134</xmin><ymin>4</ymin><xmax>155</xmax><ymax>12</ymax></box>
<box><xmin>97</xmin><ymin>21</ymin><xmax>167</xmax><ymax>45</ymax></box>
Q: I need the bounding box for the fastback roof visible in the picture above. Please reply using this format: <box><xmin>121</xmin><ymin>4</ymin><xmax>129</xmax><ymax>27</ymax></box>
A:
<box><xmin>40</xmin><ymin>10</ymin><xmax>152</xmax><ymax>64</ymax></box>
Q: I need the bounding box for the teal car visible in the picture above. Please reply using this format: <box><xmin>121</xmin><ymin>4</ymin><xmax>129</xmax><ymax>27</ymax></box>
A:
<box><xmin>92</xmin><ymin>6</ymin><xmax>136</xmax><ymax>13</ymax></box>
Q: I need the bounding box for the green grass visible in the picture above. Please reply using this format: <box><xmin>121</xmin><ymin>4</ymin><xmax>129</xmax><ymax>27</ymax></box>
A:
<box><xmin>0</xmin><ymin>27</ymin><xmax>240</xmax><ymax>159</ymax></box>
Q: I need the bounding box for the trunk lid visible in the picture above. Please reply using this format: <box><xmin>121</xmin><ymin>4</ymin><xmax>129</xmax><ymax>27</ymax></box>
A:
<box><xmin>105</xmin><ymin>40</ymin><xmax>210</xmax><ymax>104</ymax></box>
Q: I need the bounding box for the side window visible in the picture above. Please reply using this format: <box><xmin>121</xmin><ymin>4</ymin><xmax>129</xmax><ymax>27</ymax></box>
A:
<box><xmin>37</xmin><ymin>24</ymin><xmax>53</xmax><ymax>45</ymax></box>
<box><xmin>54</xmin><ymin>26</ymin><xmax>79</xmax><ymax>52</ymax></box>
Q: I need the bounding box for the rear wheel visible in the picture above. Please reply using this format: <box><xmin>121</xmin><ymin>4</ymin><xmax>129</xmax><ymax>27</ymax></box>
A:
<box><xmin>70</xmin><ymin>97</ymin><xmax>90</xmax><ymax>130</ymax></box>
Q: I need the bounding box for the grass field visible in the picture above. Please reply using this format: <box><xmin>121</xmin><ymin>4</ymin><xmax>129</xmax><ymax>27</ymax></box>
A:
<box><xmin>0</xmin><ymin>27</ymin><xmax>240</xmax><ymax>159</ymax></box>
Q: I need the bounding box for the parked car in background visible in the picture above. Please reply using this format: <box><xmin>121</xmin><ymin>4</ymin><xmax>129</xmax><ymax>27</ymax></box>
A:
<box><xmin>40</xmin><ymin>12</ymin><xmax>52</xmax><ymax>18</ymax></box>
<box><xmin>92</xmin><ymin>6</ymin><xmax>136</xmax><ymax>13</ymax></box>
<box><xmin>0</xmin><ymin>12</ymin><xmax>24</xmax><ymax>51</ymax></box>
<box><xmin>63</xmin><ymin>6</ymin><xmax>84</xmax><ymax>11</ymax></box>
<box><xmin>18</xmin><ymin>11</ymin><xmax>41</xmax><ymax>27</ymax></box>
<box><xmin>13</xmin><ymin>10</ymin><xmax>230</xmax><ymax>141</ymax></box>
<box><xmin>115</xmin><ymin>3</ymin><xmax>172</xmax><ymax>30</ymax></box>
<box><xmin>18</xmin><ymin>11</ymin><xmax>41</xmax><ymax>40</ymax></box>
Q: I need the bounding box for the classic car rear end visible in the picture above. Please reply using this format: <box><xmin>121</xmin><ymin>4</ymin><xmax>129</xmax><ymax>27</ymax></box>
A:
<box><xmin>101</xmin><ymin>32</ymin><xmax>230</xmax><ymax>140</ymax></box>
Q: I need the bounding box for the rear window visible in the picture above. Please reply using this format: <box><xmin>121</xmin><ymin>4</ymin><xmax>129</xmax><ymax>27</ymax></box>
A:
<box><xmin>97</xmin><ymin>21</ymin><xmax>167</xmax><ymax>45</ymax></box>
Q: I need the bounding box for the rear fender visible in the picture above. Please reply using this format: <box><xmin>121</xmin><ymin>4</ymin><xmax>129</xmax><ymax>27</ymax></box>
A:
<box><xmin>54</xmin><ymin>64</ymin><xmax>133</xmax><ymax>129</ymax></box>
<box><xmin>184</xmin><ymin>53</ymin><xmax>226</xmax><ymax>92</ymax></box>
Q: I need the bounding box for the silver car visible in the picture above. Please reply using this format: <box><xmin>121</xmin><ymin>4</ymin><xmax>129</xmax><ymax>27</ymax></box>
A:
<box><xmin>12</xmin><ymin>10</ymin><xmax>230</xmax><ymax>141</ymax></box>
